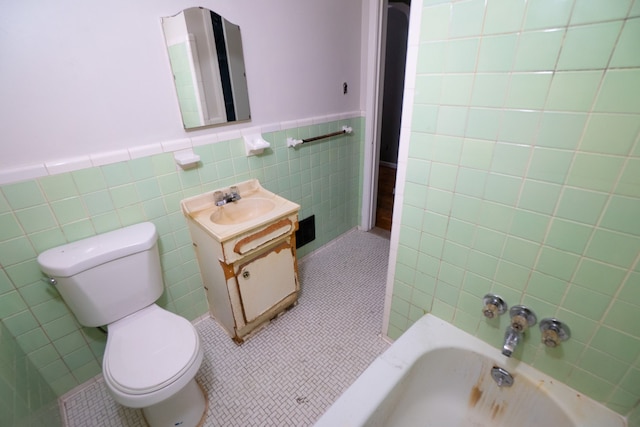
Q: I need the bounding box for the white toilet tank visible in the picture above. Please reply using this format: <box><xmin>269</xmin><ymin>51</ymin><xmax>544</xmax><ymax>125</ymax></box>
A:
<box><xmin>37</xmin><ymin>222</ymin><xmax>165</xmax><ymax>327</ymax></box>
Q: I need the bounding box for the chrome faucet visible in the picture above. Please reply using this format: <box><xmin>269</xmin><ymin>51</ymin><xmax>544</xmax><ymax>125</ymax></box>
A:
<box><xmin>214</xmin><ymin>186</ymin><xmax>241</xmax><ymax>206</ymax></box>
<box><xmin>502</xmin><ymin>326</ymin><xmax>522</xmax><ymax>357</ymax></box>
<box><xmin>502</xmin><ymin>305</ymin><xmax>537</xmax><ymax>357</ymax></box>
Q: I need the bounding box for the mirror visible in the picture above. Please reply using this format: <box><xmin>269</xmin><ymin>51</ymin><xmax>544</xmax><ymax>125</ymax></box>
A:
<box><xmin>162</xmin><ymin>7</ymin><xmax>251</xmax><ymax>129</ymax></box>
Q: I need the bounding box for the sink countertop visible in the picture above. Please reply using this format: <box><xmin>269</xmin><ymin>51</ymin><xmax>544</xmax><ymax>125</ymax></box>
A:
<box><xmin>181</xmin><ymin>179</ymin><xmax>300</xmax><ymax>242</ymax></box>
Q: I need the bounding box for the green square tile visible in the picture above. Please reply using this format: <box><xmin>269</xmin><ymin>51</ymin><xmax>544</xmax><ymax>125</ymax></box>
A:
<box><xmin>611</xmin><ymin>18</ymin><xmax>640</xmax><ymax>67</ymax></box>
<box><xmin>101</xmin><ymin>163</ymin><xmax>133</xmax><ymax>188</ymax></box>
<box><xmin>0</xmin><ymin>192</ymin><xmax>9</xmax><ymax>214</ymax></box>
<box><xmin>518</xmin><ymin>180</ymin><xmax>561</xmax><ymax>215</ymax></box>
<box><xmin>555</xmin><ymin>309</ymin><xmax>598</xmax><ymax>344</ymax></box>
<box><xmin>455</xmin><ymin>168</ymin><xmax>487</xmax><ymax>197</ymax></box>
<box><xmin>446</xmin><ymin>218</ymin><xmax>475</xmax><ymax>246</ymax></box>
<box><xmin>567</xmin><ymin>153</ymin><xmax>625</xmax><ymax>192</ymax></box>
<box><xmin>580</xmin><ymin>114</ymin><xmax>640</xmax><ymax>155</ymax></box>
<box><xmin>615</xmin><ymin>158</ymin><xmax>640</xmax><ymax>197</ymax></box>
<box><xmin>135</xmin><ymin>179</ymin><xmax>162</xmax><ymax>201</ymax></box>
<box><xmin>157</xmin><ymin>174</ymin><xmax>181</xmax><ymax>195</ymax></box>
<box><xmin>0</xmin><ymin>213</ymin><xmax>23</xmax><ymax>241</ymax></box>
<box><xmin>0</xmin><ymin>291</ymin><xmax>28</xmax><ymax>317</ymax></box>
<box><xmin>17</xmin><ymin>281</ymin><xmax>53</xmax><ymax>306</ymax></box>
<box><xmin>490</xmin><ymin>142</ymin><xmax>531</xmax><ymax>176</ymax></box>
<box><xmin>409</xmin><ymin>132</ymin><xmax>435</xmax><ymax>160</ymax></box>
<box><xmin>484</xmin><ymin>173</ymin><xmax>522</xmax><ymax>205</ymax></box>
<box><xmin>28</xmin><ymin>228</ymin><xmax>66</xmax><ymax>253</ymax></box>
<box><xmin>536</xmin><ymin>246</ymin><xmax>580</xmax><ymax>280</ymax></box>
<box><xmin>427</xmin><ymin>189</ymin><xmax>454</xmax><ymax>216</ymax></box>
<box><xmin>417</xmin><ymin>41</ymin><xmax>447</xmax><ymax>74</ymax></box>
<box><xmin>449</xmin><ymin>0</ymin><xmax>485</xmax><ymax>38</ymax></box>
<box><xmin>555</xmin><ymin>187</ymin><xmax>608</xmax><ymax>225</ymax></box>
<box><xmin>445</xmin><ymin>38</ymin><xmax>480</xmax><ymax>73</ymax></box>
<box><xmin>466</xmin><ymin>250</ymin><xmax>498</xmax><ymax>279</ymax></box>
<box><xmin>1</xmin><ymin>181</ymin><xmax>45</xmax><ymax>210</ymax></box>
<box><xmin>72</xmin><ymin>168</ymin><xmax>107</xmax><ymax>194</ymax></box>
<box><xmin>600</xmin><ymin>195</ymin><xmax>640</xmax><ymax>236</ymax></box>
<box><xmin>473</xmin><ymin>227</ymin><xmax>506</xmax><ymax>257</ymax></box>
<box><xmin>421</xmin><ymin>3</ymin><xmax>451</xmax><ymax>41</ymax></box>
<box><xmin>590</xmin><ymin>326</ymin><xmax>640</xmax><ymax>364</ymax></box>
<box><xmin>567</xmin><ymin>368</ymin><xmax>615</xmax><ymax>402</ymax></box>
<box><xmin>28</xmin><ymin>343</ymin><xmax>59</xmax><ymax>368</ymax></box>
<box><xmin>527</xmin><ymin>147</ymin><xmax>573</xmax><ymax>184</ymax></box>
<box><xmin>495</xmin><ymin>260</ymin><xmax>531</xmax><ymax>291</ymax></box>
<box><xmin>128</xmin><ymin>157</ymin><xmax>156</xmax><ymax>180</ymax></box>
<box><xmin>505</xmin><ymin>72</ymin><xmax>553</xmax><ymax>110</ymax></box>
<box><xmin>403</xmin><ymin>182</ymin><xmax>428</xmax><ymax>208</ymax></box>
<box><xmin>545</xmin><ymin>218</ymin><xmax>591</xmax><ymax>254</ymax></box>
<box><xmin>557</xmin><ymin>21</ymin><xmax>622</xmax><ymax>70</ymax></box>
<box><xmin>82</xmin><ymin>191</ymin><xmax>115</xmax><ymax>216</ymax></box>
<box><xmin>63</xmin><ymin>347</ymin><xmax>95</xmax><ymax>371</ymax></box>
<box><xmin>0</xmin><ymin>237</ymin><xmax>36</xmax><ymax>266</ymax></box>
<box><xmin>0</xmin><ymin>270</ymin><xmax>12</xmax><ymax>295</ymax></box>
<box><xmin>562</xmin><ymin>284</ymin><xmax>610</xmax><ymax>319</ymax></box>
<box><xmin>419</xmin><ymin>233</ymin><xmax>445</xmax><ymax>258</ymax></box>
<box><xmin>578</xmin><ymin>347</ymin><xmax>629</xmax><ymax>384</ymax></box>
<box><xmin>620</xmin><ymin>367</ymin><xmax>640</xmax><ymax>395</ymax></box>
<box><xmin>406</xmin><ymin>159</ymin><xmax>431</xmax><ymax>185</ymax></box>
<box><xmin>524</xmin><ymin>0</ymin><xmax>573</xmax><ymax>30</ymax></box>
<box><xmin>536</xmin><ymin>112</ymin><xmax>588</xmax><ymax>150</ymax></box>
<box><xmin>478</xmin><ymin>201</ymin><xmax>514</xmax><ymax>232</ymax></box>
<box><xmin>432</xmin><ymin>135</ymin><xmax>463</xmax><ymax>164</ymax></box>
<box><xmin>16</xmin><ymin>328</ymin><xmax>48</xmax><ymax>353</ymax></box>
<box><xmin>483</xmin><ymin>0</ymin><xmax>526</xmax><ymax>34</ymax></box>
<box><xmin>574</xmin><ymin>258</ymin><xmax>627</xmax><ymax>297</ymax></box>
<box><xmin>414</xmin><ymin>75</ymin><xmax>443</xmax><ymax>105</ymax></box>
<box><xmin>503</xmin><ymin>236</ymin><xmax>540</xmax><ymax>268</ymax></box>
<box><xmin>527</xmin><ymin>271</ymin><xmax>568</xmax><ymax>304</ymax></box>
<box><xmin>429</xmin><ymin>163</ymin><xmax>458</xmax><ymax>191</ymax></box>
<box><xmin>451</xmin><ymin>194</ymin><xmax>482</xmax><ymax>223</ymax></box>
<box><xmin>470</xmin><ymin>73</ymin><xmax>509</xmax><ymax>108</ymax></box>
<box><xmin>41</xmin><ymin>314</ymin><xmax>79</xmax><ymax>341</ymax></box>
<box><xmin>401</xmin><ymin>205</ymin><xmax>425</xmax><ymax>231</ymax></box>
<box><xmin>545</xmin><ymin>71</ymin><xmax>602</xmax><ymax>111</ymax></box>
<box><xmin>51</xmin><ymin>198</ymin><xmax>88</xmax><ymax>225</ymax></box>
<box><xmin>587</xmin><ymin>228</ymin><xmax>640</xmax><ymax>268</ymax></box>
<box><xmin>514</xmin><ymin>29</ymin><xmax>564</xmax><ymax>71</ymax></box>
<box><xmin>5</xmin><ymin>259</ymin><xmax>41</xmax><ymax>288</ymax></box>
<box><xmin>595</xmin><ymin>69</ymin><xmax>640</xmax><ymax>114</ymax></box>
<box><xmin>436</xmin><ymin>106</ymin><xmax>468</xmax><ymax>136</ymax></box>
<box><xmin>411</xmin><ymin>105</ymin><xmax>439</xmax><ymax>133</ymax></box>
<box><xmin>442</xmin><ymin>241</ymin><xmax>470</xmax><ymax>267</ymax></box>
<box><xmin>570</xmin><ymin>0</ymin><xmax>632</xmax><ymax>24</ymax></box>
<box><xmin>15</xmin><ymin>205</ymin><xmax>57</xmax><ymax>234</ymax></box>
<box><xmin>440</xmin><ymin>74</ymin><xmax>474</xmax><ymax>106</ymax></box>
<box><xmin>39</xmin><ymin>174</ymin><xmax>78</xmax><ymax>201</ymax></box>
<box><xmin>62</xmin><ymin>220</ymin><xmax>95</xmax><ymax>242</ymax></box>
<box><xmin>438</xmin><ymin>262</ymin><xmax>465</xmax><ymax>287</ymax></box>
<box><xmin>151</xmin><ymin>153</ymin><xmax>176</xmax><ymax>175</ymax></box>
<box><xmin>465</xmin><ymin>108</ymin><xmax>502</xmax><ymax>140</ymax></box>
<box><xmin>510</xmin><ymin>209</ymin><xmax>549</xmax><ymax>242</ymax></box>
<box><xmin>460</xmin><ymin>138</ymin><xmax>494</xmax><ymax>170</ymax></box>
<box><xmin>618</xmin><ymin>271</ymin><xmax>640</xmax><ymax>302</ymax></box>
<box><xmin>477</xmin><ymin>34</ymin><xmax>518</xmax><ymax>72</ymax></box>
<box><xmin>498</xmin><ymin>109</ymin><xmax>541</xmax><ymax>145</ymax></box>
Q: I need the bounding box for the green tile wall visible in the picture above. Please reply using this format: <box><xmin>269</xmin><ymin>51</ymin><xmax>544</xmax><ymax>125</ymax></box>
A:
<box><xmin>0</xmin><ymin>117</ymin><xmax>364</xmax><ymax>397</ymax></box>
<box><xmin>167</xmin><ymin>42</ymin><xmax>202</xmax><ymax>128</ymax></box>
<box><xmin>0</xmin><ymin>321</ymin><xmax>61</xmax><ymax>426</ymax></box>
<box><xmin>389</xmin><ymin>0</ymin><xmax>640</xmax><ymax>417</ymax></box>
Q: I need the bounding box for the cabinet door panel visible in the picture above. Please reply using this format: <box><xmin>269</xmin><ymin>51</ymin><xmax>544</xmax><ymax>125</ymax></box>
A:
<box><xmin>236</xmin><ymin>244</ymin><xmax>297</xmax><ymax>322</ymax></box>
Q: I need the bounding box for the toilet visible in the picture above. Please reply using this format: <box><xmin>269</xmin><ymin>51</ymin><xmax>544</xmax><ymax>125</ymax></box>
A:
<box><xmin>37</xmin><ymin>222</ymin><xmax>207</xmax><ymax>427</ymax></box>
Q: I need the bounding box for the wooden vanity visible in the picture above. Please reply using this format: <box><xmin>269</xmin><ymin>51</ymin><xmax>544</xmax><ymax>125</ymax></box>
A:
<box><xmin>181</xmin><ymin>180</ymin><xmax>300</xmax><ymax>343</ymax></box>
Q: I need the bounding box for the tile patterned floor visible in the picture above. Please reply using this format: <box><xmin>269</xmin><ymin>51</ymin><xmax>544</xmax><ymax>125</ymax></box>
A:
<box><xmin>61</xmin><ymin>229</ymin><xmax>391</xmax><ymax>426</ymax></box>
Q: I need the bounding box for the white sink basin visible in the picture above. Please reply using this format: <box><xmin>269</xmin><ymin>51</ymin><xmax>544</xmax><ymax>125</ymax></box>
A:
<box><xmin>181</xmin><ymin>179</ymin><xmax>300</xmax><ymax>242</ymax></box>
<box><xmin>209</xmin><ymin>197</ymin><xmax>277</xmax><ymax>225</ymax></box>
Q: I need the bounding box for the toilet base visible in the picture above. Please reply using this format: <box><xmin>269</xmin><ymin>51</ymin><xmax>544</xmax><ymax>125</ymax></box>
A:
<box><xmin>142</xmin><ymin>379</ymin><xmax>207</xmax><ymax>427</ymax></box>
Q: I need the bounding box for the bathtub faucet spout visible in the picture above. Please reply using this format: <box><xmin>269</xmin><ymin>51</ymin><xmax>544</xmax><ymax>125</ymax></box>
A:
<box><xmin>502</xmin><ymin>326</ymin><xmax>521</xmax><ymax>357</ymax></box>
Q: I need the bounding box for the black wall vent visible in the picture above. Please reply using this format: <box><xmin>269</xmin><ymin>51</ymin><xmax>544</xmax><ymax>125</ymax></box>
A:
<box><xmin>296</xmin><ymin>215</ymin><xmax>315</xmax><ymax>249</ymax></box>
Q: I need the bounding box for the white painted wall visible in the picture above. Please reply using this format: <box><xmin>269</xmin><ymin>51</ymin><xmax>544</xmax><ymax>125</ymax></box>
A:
<box><xmin>0</xmin><ymin>0</ymin><xmax>364</xmax><ymax>170</ymax></box>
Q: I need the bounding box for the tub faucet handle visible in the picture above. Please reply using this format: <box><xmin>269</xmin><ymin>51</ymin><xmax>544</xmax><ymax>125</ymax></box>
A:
<box><xmin>482</xmin><ymin>294</ymin><xmax>507</xmax><ymax>319</ymax></box>
<box><xmin>540</xmin><ymin>318</ymin><xmax>570</xmax><ymax>348</ymax></box>
<box><xmin>509</xmin><ymin>305</ymin><xmax>536</xmax><ymax>332</ymax></box>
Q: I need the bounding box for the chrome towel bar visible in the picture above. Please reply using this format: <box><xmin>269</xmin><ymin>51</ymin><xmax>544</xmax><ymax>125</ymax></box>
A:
<box><xmin>287</xmin><ymin>126</ymin><xmax>353</xmax><ymax>148</ymax></box>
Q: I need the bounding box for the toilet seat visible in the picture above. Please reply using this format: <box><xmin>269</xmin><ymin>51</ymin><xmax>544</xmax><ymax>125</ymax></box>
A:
<box><xmin>103</xmin><ymin>304</ymin><xmax>201</xmax><ymax>396</ymax></box>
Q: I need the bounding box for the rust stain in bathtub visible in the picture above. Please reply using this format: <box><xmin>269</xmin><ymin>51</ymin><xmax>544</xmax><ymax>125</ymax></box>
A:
<box><xmin>469</xmin><ymin>385</ymin><xmax>483</xmax><ymax>407</ymax></box>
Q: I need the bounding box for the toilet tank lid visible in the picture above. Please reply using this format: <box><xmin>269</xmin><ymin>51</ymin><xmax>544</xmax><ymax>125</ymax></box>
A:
<box><xmin>37</xmin><ymin>222</ymin><xmax>158</xmax><ymax>278</ymax></box>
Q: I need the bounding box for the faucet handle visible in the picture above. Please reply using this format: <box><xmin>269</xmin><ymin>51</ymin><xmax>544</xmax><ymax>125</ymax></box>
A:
<box><xmin>540</xmin><ymin>318</ymin><xmax>570</xmax><ymax>347</ymax></box>
<box><xmin>482</xmin><ymin>294</ymin><xmax>507</xmax><ymax>319</ymax></box>
<box><xmin>509</xmin><ymin>305</ymin><xmax>536</xmax><ymax>332</ymax></box>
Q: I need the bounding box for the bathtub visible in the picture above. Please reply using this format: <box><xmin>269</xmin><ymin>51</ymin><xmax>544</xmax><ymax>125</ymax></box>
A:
<box><xmin>315</xmin><ymin>314</ymin><xmax>626</xmax><ymax>427</ymax></box>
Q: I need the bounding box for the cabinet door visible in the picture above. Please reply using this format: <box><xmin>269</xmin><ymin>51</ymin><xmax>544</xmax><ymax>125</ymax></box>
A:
<box><xmin>236</xmin><ymin>243</ymin><xmax>297</xmax><ymax>323</ymax></box>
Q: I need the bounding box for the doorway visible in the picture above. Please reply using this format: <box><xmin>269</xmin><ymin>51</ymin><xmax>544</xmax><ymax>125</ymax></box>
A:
<box><xmin>374</xmin><ymin>2</ymin><xmax>410</xmax><ymax>231</ymax></box>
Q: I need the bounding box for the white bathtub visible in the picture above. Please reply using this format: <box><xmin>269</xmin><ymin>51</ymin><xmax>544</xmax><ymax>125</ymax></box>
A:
<box><xmin>315</xmin><ymin>314</ymin><xmax>626</xmax><ymax>427</ymax></box>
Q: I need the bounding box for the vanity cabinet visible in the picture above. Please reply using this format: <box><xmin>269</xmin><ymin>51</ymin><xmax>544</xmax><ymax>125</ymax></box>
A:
<box><xmin>186</xmin><ymin>212</ymin><xmax>300</xmax><ymax>343</ymax></box>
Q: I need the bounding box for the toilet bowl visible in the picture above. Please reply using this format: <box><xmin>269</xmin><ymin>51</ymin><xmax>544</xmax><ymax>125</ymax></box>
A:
<box><xmin>37</xmin><ymin>222</ymin><xmax>207</xmax><ymax>427</ymax></box>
